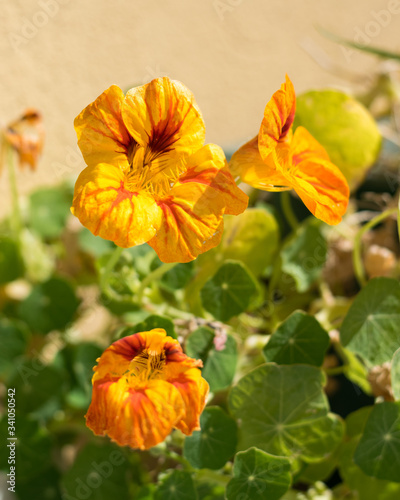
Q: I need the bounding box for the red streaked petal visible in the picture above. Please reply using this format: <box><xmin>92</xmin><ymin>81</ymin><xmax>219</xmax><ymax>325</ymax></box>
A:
<box><xmin>71</xmin><ymin>163</ymin><xmax>162</xmax><ymax>247</ymax></box>
<box><xmin>122</xmin><ymin>77</ymin><xmax>205</xmax><ymax>169</ymax></box>
<box><xmin>86</xmin><ymin>378</ymin><xmax>185</xmax><ymax>450</ymax></box>
<box><xmin>291</xmin><ymin>157</ymin><xmax>350</xmax><ymax>225</ymax></box>
<box><xmin>180</xmin><ymin>144</ymin><xmax>248</xmax><ymax>216</ymax></box>
<box><xmin>164</xmin><ymin>363</ymin><xmax>209</xmax><ymax>435</ymax></box>
<box><xmin>286</xmin><ymin>126</ymin><xmax>349</xmax><ymax>225</ymax></box>
<box><xmin>74</xmin><ymin>85</ymin><xmax>133</xmax><ymax>169</ymax></box>
<box><xmin>148</xmin><ymin>184</ymin><xmax>225</xmax><ymax>263</ymax></box>
<box><xmin>258</xmin><ymin>75</ymin><xmax>296</xmax><ymax>160</ymax></box>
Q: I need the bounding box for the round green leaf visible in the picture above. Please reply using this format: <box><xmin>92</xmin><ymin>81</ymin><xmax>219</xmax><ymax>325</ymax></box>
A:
<box><xmin>339</xmin><ymin>437</ymin><xmax>400</xmax><ymax>500</ymax></box>
<box><xmin>340</xmin><ymin>408</ymin><xmax>400</xmax><ymax>500</ymax></box>
<box><xmin>184</xmin><ymin>407</ymin><xmax>237</xmax><ymax>469</ymax></box>
<box><xmin>0</xmin><ymin>317</ymin><xmax>30</xmax><ymax>380</ymax></box>
<box><xmin>345</xmin><ymin>406</ymin><xmax>373</xmax><ymax>438</ymax></box>
<box><xmin>120</xmin><ymin>314</ymin><xmax>176</xmax><ymax>339</ymax></box>
<box><xmin>202</xmin><ymin>334</ymin><xmax>237</xmax><ymax>392</ymax></box>
<box><xmin>354</xmin><ymin>401</ymin><xmax>400</xmax><ymax>482</ymax></box>
<box><xmin>155</xmin><ymin>470</ymin><xmax>197</xmax><ymax>500</ymax></box>
<box><xmin>226</xmin><ymin>447</ymin><xmax>291</xmax><ymax>500</ymax></box>
<box><xmin>186</xmin><ymin>327</ymin><xmax>238</xmax><ymax>392</ymax></box>
<box><xmin>228</xmin><ymin>364</ymin><xmax>344</xmax><ymax>461</ymax></box>
<box><xmin>340</xmin><ymin>278</ymin><xmax>400</xmax><ymax>366</ymax></box>
<box><xmin>61</xmin><ymin>442</ymin><xmax>131</xmax><ymax>500</ymax></box>
<box><xmin>281</xmin><ymin>220</ymin><xmax>327</xmax><ymax>293</ymax></box>
<box><xmin>263</xmin><ymin>311</ymin><xmax>330</xmax><ymax>366</ymax></box>
<box><xmin>185</xmin><ymin>327</ymin><xmax>214</xmax><ymax>360</ymax></box>
<box><xmin>392</xmin><ymin>348</ymin><xmax>400</xmax><ymax>401</ymax></box>
<box><xmin>17</xmin><ymin>277</ymin><xmax>80</xmax><ymax>334</ymax></box>
<box><xmin>160</xmin><ymin>261</ymin><xmax>195</xmax><ymax>290</ymax></box>
<box><xmin>294</xmin><ymin>90</ymin><xmax>382</xmax><ymax>190</ymax></box>
<box><xmin>201</xmin><ymin>260</ymin><xmax>259</xmax><ymax>321</ymax></box>
<box><xmin>29</xmin><ymin>187</ymin><xmax>71</xmax><ymax>238</ymax></box>
<box><xmin>218</xmin><ymin>209</ymin><xmax>280</xmax><ymax>277</ymax></box>
<box><xmin>0</xmin><ymin>237</ymin><xmax>24</xmax><ymax>284</ymax></box>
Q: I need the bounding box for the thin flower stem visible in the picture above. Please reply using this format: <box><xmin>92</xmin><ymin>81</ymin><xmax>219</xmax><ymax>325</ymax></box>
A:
<box><xmin>280</xmin><ymin>191</ymin><xmax>298</xmax><ymax>231</ymax></box>
<box><xmin>100</xmin><ymin>246</ymin><xmax>124</xmax><ymax>291</ymax></box>
<box><xmin>137</xmin><ymin>262</ymin><xmax>177</xmax><ymax>303</ymax></box>
<box><xmin>353</xmin><ymin>207</ymin><xmax>398</xmax><ymax>287</ymax></box>
<box><xmin>6</xmin><ymin>144</ymin><xmax>22</xmax><ymax>242</ymax></box>
<box><xmin>324</xmin><ymin>365</ymin><xmax>346</xmax><ymax>376</ymax></box>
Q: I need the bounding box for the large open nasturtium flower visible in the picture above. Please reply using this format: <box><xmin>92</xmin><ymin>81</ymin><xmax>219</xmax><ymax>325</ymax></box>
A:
<box><xmin>230</xmin><ymin>75</ymin><xmax>349</xmax><ymax>225</ymax></box>
<box><xmin>86</xmin><ymin>328</ymin><xmax>209</xmax><ymax>450</ymax></box>
<box><xmin>71</xmin><ymin>77</ymin><xmax>248</xmax><ymax>262</ymax></box>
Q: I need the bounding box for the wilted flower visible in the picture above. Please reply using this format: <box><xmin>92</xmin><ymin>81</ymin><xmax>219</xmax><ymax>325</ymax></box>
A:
<box><xmin>230</xmin><ymin>75</ymin><xmax>349</xmax><ymax>225</ymax></box>
<box><xmin>72</xmin><ymin>77</ymin><xmax>247</xmax><ymax>262</ymax></box>
<box><xmin>3</xmin><ymin>109</ymin><xmax>44</xmax><ymax>171</ymax></box>
<box><xmin>85</xmin><ymin>329</ymin><xmax>209</xmax><ymax>450</ymax></box>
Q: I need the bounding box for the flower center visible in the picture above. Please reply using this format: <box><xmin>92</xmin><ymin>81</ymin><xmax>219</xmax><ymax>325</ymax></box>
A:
<box><xmin>123</xmin><ymin>143</ymin><xmax>183</xmax><ymax>199</ymax></box>
<box><xmin>126</xmin><ymin>348</ymin><xmax>166</xmax><ymax>384</ymax></box>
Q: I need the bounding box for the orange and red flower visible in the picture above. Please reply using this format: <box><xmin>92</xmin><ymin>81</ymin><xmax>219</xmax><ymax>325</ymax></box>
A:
<box><xmin>3</xmin><ymin>109</ymin><xmax>44</xmax><ymax>171</ymax></box>
<box><xmin>71</xmin><ymin>77</ymin><xmax>248</xmax><ymax>262</ymax></box>
<box><xmin>85</xmin><ymin>328</ymin><xmax>209</xmax><ymax>450</ymax></box>
<box><xmin>230</xmin><ymin>75</ymin><xmax>349</xmax><ymax>225</ymax></box>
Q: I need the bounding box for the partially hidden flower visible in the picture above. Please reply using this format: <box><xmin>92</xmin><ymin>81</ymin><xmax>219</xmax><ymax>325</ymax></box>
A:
<box><xmin>3</xmin><ymin>109</ymin><xmax>44</xmax><ymax>171</ymax></box>
<box><xmin>72</xmin><ymin>77</ymin><xmax>248</xmax><ymax>262</ymax></box>
<box><xmin>230</xmin><ymin>75</ymin><xmax>349</xmax><ymax>225</ymax></box>
<box><xmin>85</xmin><ymin>328</ymin><xmax>209</xmax><ymax>450</ymax></box>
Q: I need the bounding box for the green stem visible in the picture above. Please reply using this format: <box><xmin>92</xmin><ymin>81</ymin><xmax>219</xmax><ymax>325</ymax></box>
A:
<box><xmin>6</xmin><ymin>144</ymin><xmax>22</xmax><ymax>242</ymax></box>
<box><xmin>100</xmin><ymin>246</ymin><xmax>124</xmax><ymax>291</ymax></box>
<box><xmin>353</xmin><ymin>207</ymin><xmax>398</xmax><ymax>287</ymax></box>
<box><xmin>137</xmin><ymin>262</ymin><xmax>177</xmax><ymax>303</ymax></box>
<box><xmin>281</xmin><ymin>191</ymin><xmax>298</xmax><ymax>231</ymax></box>
<box><xmin>325</xmin><ymin>365</ymin><xmax>346</xmax><ymax>376</ymax></box>
<box><xmin>161</xmin><ymin>448</ymin><xmax>192</xmax><ymax>468</ymax></box>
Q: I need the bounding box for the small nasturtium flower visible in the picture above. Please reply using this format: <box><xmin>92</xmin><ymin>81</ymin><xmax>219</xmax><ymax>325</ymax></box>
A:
<box><xmin>230</xmin><ymin>75</ymin><xmax>349</xmax><ymax>225</ymax></box>
<box><xmin>85</xmin><ymin>328</ymin><xmax>209</xmax><ymax>450</ymax></box>
<box><xmin>71</xmin><ymin>77</ymin><xmax>248</xmax><ymax>262</ymax></box>
<box><xmin>3</xmin><ymin>109</ymin><xmax>44</xmax><ymax>171</ymax></box>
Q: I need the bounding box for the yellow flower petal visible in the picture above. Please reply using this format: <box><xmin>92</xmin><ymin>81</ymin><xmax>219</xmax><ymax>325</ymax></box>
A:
<box><xmin>147</xmin><ymin>182</ymin><xmax>224</xmax><ymax>263</ymax></box>
<box><xmin>288</xmin><ymin>127</ymin><xmax>350</xmax><ymax>225</ymax></box>
<box><xmin>180</xmin><ymin>144</ymin><xmax>248</xmax><ymax>215</ymax></box>
<box><xmin>74</xmin><ymin>85</ymin><xmax>133</xmax><ymax>169</ymax></box>
<box><xmin>290</xmin><ymin>126</ymin><xmax>330</xmax><ymax>164</ymax></box>
<box><xmin>229</xmin><ymin>136</ymin><xmax>290</xmax><ymax>190</ymax></box>
<box><xmin>258</xmin><ymin>75</ymin><xmax>296</xmax><ymax>160</ymax></box>
<box><xmin>148</xmin><ymin>145</ymin><xmax>247</xmax><ymax>263</ymax></box>
<box><xmin>122</xmin><ymin>77</ymin><xmax>205</xmax><ymax>170</ymax></box>
<box><xmin>71</xmin><ymin>163</ymin><xmax>162</xmax><ymax>247</ymax></box>
<box><xmin>86</xmin><ymin>377</ymin><xmax>185</xmax><ymax>450</ymax></box>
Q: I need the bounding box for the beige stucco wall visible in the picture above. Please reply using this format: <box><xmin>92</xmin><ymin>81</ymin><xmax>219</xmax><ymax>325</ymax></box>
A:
<box><xmin>1</xmin><ymin>0</ymin><xmax>399</xmax><ymax>214</ymax></box>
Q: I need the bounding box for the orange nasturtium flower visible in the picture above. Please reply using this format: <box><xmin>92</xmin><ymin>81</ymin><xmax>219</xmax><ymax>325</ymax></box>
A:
<box><xmin>71</xmin><ymin>77</ymin><xmax>248</xmax><ymax>263</ymax></box>
<box><xmin>85</xmin><ymin>329</ymin><xmax>208</xmax><ymax>450</ymax></box>
<box><xmin>3</xmin><ymin>109</ymin><xmax>44</xmax><ymax>171</ymax></box>
<box><xmin>230</xmin><ymin>75</ymin><xmax>349</xmax><ymax>225</ymax></box>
